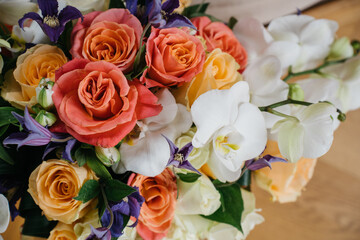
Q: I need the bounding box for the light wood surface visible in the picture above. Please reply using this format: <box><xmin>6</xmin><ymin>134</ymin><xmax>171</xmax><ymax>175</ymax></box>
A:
<box><xmin>3</xmin><ymin>1</ymin><xmax>360</xmax><ymax>240</ymax></box>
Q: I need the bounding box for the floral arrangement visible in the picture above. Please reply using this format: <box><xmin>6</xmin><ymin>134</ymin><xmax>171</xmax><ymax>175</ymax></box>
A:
<box><xmin>0</xmin><ymin>0</ymin><xmax>359</xmax><ymax>239</ymax></box>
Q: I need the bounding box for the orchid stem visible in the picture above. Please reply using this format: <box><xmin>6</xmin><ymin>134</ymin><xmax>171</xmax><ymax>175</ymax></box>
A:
<box><xmin>283</xmin><ymin>58</ymin><xmax>348</xmax><ymax>82</ymax></box>
<box><xmin>100</xmin><ymin>184</ymin><xmax>114</xmax><ymax>230</ymax></box>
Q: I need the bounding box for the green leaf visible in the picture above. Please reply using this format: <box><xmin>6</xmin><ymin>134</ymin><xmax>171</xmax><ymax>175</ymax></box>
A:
<box><xmin>86</xmin><ymin>151</ymin><xmax>112</xmax><ymax>179</ymax></box>
<box><xmin>109</xmin><ymin>0</ymin><xmax>126</xmax><ymax>9</ymax></box>
<box><xmin>0</xmin><ymin>107</ymin><xmax>22</xmax><ymax>127</ymax></box>
<box><xmin>237</xmin><ymin>169</ymin><xmax>251</xmax><ymax>188</ymax></box>
<box><xmin>183</xmin><ymin>3</ymin><xmax>210</xmax><ymax>17</ymax></box>
<box><xmin>0</xmin><ymin>124</ymin><xmax>9</xmax><ymax>138</ymax></box>
<box><xmin>74</xmin><ymin>179</ymin><xmax>100</xmax><ymax>203</ymax></box>
<box><xmin>75</xmin><ymin>148</ymin><xmax>87</xmax><ymax>167</ymax></box>
<box><xmin>228</xmin><ymin>16</ymin><xmax>238</xmax><ymax>30</ymax></box>
<box><xmin>97</xmin><ymin>192</ymin><xmax>106</xmax><ymax>218</ymax></box>
<box><xmin>202</xmin><ymin>183</ymin><xmax>244</xmax><ymax>233</ymax></box>
<box><xmin>0</xmin><ymin>143</ymin><xmax>14</xmax><ymax>165</ymax></box>
<box><xmin>177</xmin><ymin>173</ymin><xmax>201</xmax><ymax>183</ymax></box>
<box><xmin>104</xmin><ymin>178</ymin><xmax>136</xmax><ymax>202</ymax></box>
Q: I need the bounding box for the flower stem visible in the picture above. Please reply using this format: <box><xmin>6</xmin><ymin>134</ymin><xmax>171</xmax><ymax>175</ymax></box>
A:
<box><xmin>283</xmin><ymin>58</ymin><xmax>348</xmax><ymax>82</ymax></box>
<box><xmin>100</xmin><ymin>184</ymin><xmax>114</xmax><ymax>230</ymax></box>
<box><xmin>140</xmin><ymin>23</ymin><xmax>151</xmax><ymax>46</ymax></box>
<box><xmin>258</xmin><ymin>99</ymin><xmax>312</xmax><ymax>111</ymax></box>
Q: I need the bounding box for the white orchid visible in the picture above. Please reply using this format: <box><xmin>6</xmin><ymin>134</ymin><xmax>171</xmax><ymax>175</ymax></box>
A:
<box><xmin>243</xmin><ymin>55</ymin><xmax>289</xmax><ymax>128</ymax></box>
<box><xmin>272</xmin><ymin>102</ymin><xmax>336</xmax><ymax>162</ymax></box>
<box><xmin>0</xmin><ymin>194</ymin><xmax>10</xmax><ymax>239</ymax></box>
<box><xmin>191</xmin><ymin>81</ymin><xmax>267</xmax><ymax>182</ymax></box>
<box><xmin>112</xmin><ymin>88</ymin><xmax>192</xmax><ymax>177</ymax></box>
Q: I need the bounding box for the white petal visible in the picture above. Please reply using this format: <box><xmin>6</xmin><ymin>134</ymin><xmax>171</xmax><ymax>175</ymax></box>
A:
<box><xmin>264</xmin><ymin>41</ymin><xmax>301</xmax><ymax>71</ymax></box>
<box><xmin>297</xmin><ymin>78</ymin><xmax>340</xmax><ymax>105</ymax></box>
<box><xmin>299</xmin><ymin>103</ymin><xmax>336</xmax><ymax>159</ymax></box>
<box><xmin>0</xmin><ymin>194</ymin><xmax>10</xmax><ymax>233</ymax></box>
<box><xmin>114</xmin><ymin>132</ymin><xmax>169</xmax><ymax>177</ymax></box>
<box><xmin>300</xmin><ymin>19</ymin><xmax>338</xmax><ymax>46</ymax></box>
<box><xmin>160</xmin><ymin>104</ymin><xmax>192</xmax><ymax>140</ymax></box>
<box><xmin>273</xmin><ymin>119</ymin><xmax>304</xmax><ymax>162</ymax></box>
<box><xmin>191</xmin><ymin>81</ymin><xmax>250</xmax><ymax>148</ymax></box>
<box><xmin>268</xmin><ymin>15</ymin><xmax>314</xmax><ymax>39</ymax></box>
<box><xmin>346</xmin><ymin>81</ymin><xmax>360</xmax><ymax>111</ymax></box>
<box><xmin>207</xmin><ymin>149</ymin><xmax>242</xmax><ymax>182</ymax></box>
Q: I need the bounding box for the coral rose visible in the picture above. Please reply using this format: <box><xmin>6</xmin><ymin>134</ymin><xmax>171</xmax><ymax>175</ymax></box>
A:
<box><xmin>186</xmin><ymin>48</ymin><xmax>242</xmax><ymax>107</ymax></box>
<box><xmin>1</xmin><ymin>44</ymin><xmax>67</xmax><ymax>109</ymax></box>
<box><xmin>48</xmin><ymin>222</ymin><xmax>77</xmax><ymax>240</ymax></box>
<box><xmin>28</xmin><ymin>160</ymin><xmax>97</xmax><ymax>224</ymax></box>
<box><xmin>52</xmin><ymin>59</ymin><xmax>162</xmax><ymax>147</ymax></box>
<box><xmin>140</xmin><ymin>27</ymin><xmax>205</xmax><ymax>88</ymax></box>
<box><xmin>70</xmin><ymin>9</ymin><xmax>142</xmax><ymax>73</ymax></box>
<box><xmin>192</xmin><ymin>16</ymin><xmax>248</xmax><ymax>72</ymax></box>
<box><xmin>254</xmin><ymin>141</ymin><xmax>317</xmax><ymax>203</ymax></box>
<box><xmin>129</xmin><ymin>169</ymin><xmax>177</xmax><ymax>240</ymax></box>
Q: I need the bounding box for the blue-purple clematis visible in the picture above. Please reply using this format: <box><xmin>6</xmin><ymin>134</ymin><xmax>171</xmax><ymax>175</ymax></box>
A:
<box><xmin>127</xmin><ymin>0</ymin><xmax>195</xmax><ymax>29</ymax></box>
<box><xmin>86</xmin><ymin>226</ymin><xmax>111</xmax><ymax>240</ymax></box>
<box><xmin>18</xmin><ymin>0</ymin><xmax>83</xmax><ymax>42</ymax></box>
<box><xmin>244</xmin><ymin>155</ymin><xmax>288</xmax><ymax>171</ymax></box>
<box><xmin>164</xmin><ymin>135</ymin><xmax>201</xmax><ymax>174</ymax></box>
<box><xmin>3</xmin><ymin>107</ymin><xmax>76</xmax><ymax>162</ymax></box>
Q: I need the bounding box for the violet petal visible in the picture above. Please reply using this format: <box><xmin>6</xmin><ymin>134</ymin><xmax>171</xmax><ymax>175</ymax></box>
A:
<box><xmin>147</xmin><ymin>0</ymin><xmax>163</xmax><ymax>25</ymax></box>
<box><xmin>161</xmin><ymin>13</ymin><xmax>196</xmax><ymax>29</ymax></box>
<box><xmin>180</xmin><ymin>161</ymin><xmax>201</xmax><ymax>174</ymax></box>
<box><xmin>178</xmin><ymin>142</ymin><xmax>193</xmax><ymax>159</ymax></box>
<box><xmin>163</xmin><ymin>135</ymin><xmax>178</xmax><ymax>155</ymax></box>
<box><xmin>3</xmin><ymin>132</ymin><xmax>51</xmax><ymax>149</ymax></box>
<box><xmin>18</xmin><ymin>12</ymin><xmax>42</xmax><ymax>29</ymax></box>
<box><xmin>161</xmin><ymin>0</ymin><xmax>180</xmax><ymax>13</ymax></box>
<box><xmin>62</xmin><ymin>139</ymin><xmax>77</xmax><ymax>162</ymax></box>
<box><xmin>86</xmin><ymin>226</ymin><xmax>111</xmax><ymax>240</ymax></box>
<box><xmin>263</xmin><ymin>154</ymin><xmax>288</xmax><ymax>163</ymax></box>
<box><xmin>41</xmin><ymin>24</ymin><xmax>63</xmax><ymax>42</ymax></box>
<box><xmin>126</xmin><ymin>0</ymin><xmax>138</xmax><ymax>15</ymax></box>
<box><xmin>246</xmin><ymin>158</ymin><xmax>272</xmax><ymax>171</ymax></box>
<box><xmin>58</xmin><ymin>5</ymin><xmax>83</xmax><ymax>26</ymax></box>
<box><xmin>38</xmin><ymin>0</ymin><xmax>59</xmax><ymax>17</ymax></box>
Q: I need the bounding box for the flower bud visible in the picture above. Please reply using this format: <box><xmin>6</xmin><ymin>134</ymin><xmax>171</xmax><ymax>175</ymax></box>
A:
<box><xmin>35</xmin><ymin>110</ymin><xmax>57</xmax><ymax>127</ymax></box>
<box><xmin>288</xmin><ymin>83</ymin><xmax>304</xmax><ymax>101</ymax></box>
<box><xmin>36</xmin><ymin>78</ymin><xmax>55</xmax><ymax>110</ymax></box>
<box><xmin>95</xmin><ymin>146</ymin><xmax>121</xmax><ymax>167</ymax></box>
<box><xmin>328</xmin><ymin>37</ymin><xmax>353</xmax><ymax>61</ymax></box>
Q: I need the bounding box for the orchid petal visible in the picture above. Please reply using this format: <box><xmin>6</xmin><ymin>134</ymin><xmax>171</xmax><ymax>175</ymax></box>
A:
<box><xmin>0</xmin><ymin>194</ymin><xmax>10</xmax><ymax>234</ymax></box>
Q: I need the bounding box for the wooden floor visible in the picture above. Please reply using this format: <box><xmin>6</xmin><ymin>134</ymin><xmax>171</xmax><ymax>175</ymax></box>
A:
<box><xmin>3</xmin><ymin>1</ymin><xmax>360</xmax><ymax>240</ymax></box>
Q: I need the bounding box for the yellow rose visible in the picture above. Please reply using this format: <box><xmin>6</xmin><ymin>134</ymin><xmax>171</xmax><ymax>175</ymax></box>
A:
<box><xmin>186</xmin><ymin>48</ymin><xmax>242</xmax><ymax>108</ymax></box>
<box><xmin>1</xmin><ymin>44</ymin><xmax>67</xmax><ymax>110</ymax></box>
<box><xmin>48</xmin><ymin>222</ymin><xmax>77</xmax><ymax>240</ymax></box>
<box><xmin>254</xmin><ymin>141</ymin><xmax>317</xmax><ymax>203</ymax></box>
<box><xmin>28</xmin><ymin>160</ymin><xmax>97</xmax><ymax>224</ymax></box>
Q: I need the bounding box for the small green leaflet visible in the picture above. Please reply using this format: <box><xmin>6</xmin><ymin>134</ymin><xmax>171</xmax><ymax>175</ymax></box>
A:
<box><xmin>75</xmin><ymin>148</ymin><xmax>87</xmax><ymax>167</ymax></box>
<box><xmin>201</xmin><ymin>183</ymin><xmax>244</xmax><ymax>233</ymax></box>
<box><xmin>183</xmin><ymin>3</ymin><xmax>210</xmax><ymax>18</ymax></box>
<box><xmin>177</xmin><ymin>172</ymin><xmax>201</xmax><ymax>183</ymax></box>
<box><xmin>228</xmin><ymin>16</ymin><xmax>238</xmax><ymax>30</ymax></box>
<box><xmin>0</xmin><ymin>107</ymin><xmax>22</xmax><ymax>127</ymax></box>
<box><xmin>75</xmin><ymin>148</ymin><xmax>112</xmax><ymax>179</ymax></box>
<box><xmin>104</xmin><ymin>178</ymin><xmax>136</xmax><ymax>202</ymax></box>
<box><xmin>0</xmin><ymin>143</ymin><xmax>14</xmax><ymax>165</ymax></box>
<box><xmin>74</xmin><ymin>179</ymin><xmax>100</xmax><ymax>203</ymax></box>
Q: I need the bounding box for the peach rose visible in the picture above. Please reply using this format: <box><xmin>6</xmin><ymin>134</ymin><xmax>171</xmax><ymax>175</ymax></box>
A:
<box><xmin>254</xmin><ymin>141</ymin><xmax>317</xmax><ymax>203</ymax></box>
<box><xmin>48</xmin><ymin>222</ymin><xmax>77</xmax><ymax>240</ymax></box>
<box><xmin>140</xmin><ymin>27</ymin><xmax>205</xmax><ymax>88</ymax></box>
<box><xmin>129</xmin><ymin>169</ymin><xmax>177</xmax><ymax>240</ymax></box>
<box><xmin>192</xmin><ymin>16</ymin><xmax>248</xmax><ymax>72</ymax></box>
<box><xmin>70</xmin><ymin>9</ymin><xmax>142</xmax><ymax>73</ymax></box>
<box><xmin>185</xmin><ymin>48</ymin><xmax>242</xmax><ymax>107</ymax></box>
<box><xmin>52</xmin><ymin>59</ymin><xmax>162</xmax><ymax>147</ymax></box>
<box><xmin>1</xmin><ymin>44</ymin><xmax>67</xmax><ymax>109</ymax></box>
<box><xmin>28</xmin><ymin>159</ymin><xmax>97</xmax><ymax>224</ymax></box>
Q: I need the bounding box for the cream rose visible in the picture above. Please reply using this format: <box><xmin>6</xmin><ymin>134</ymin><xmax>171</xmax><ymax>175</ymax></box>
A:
<box><xmin>254</xmin><ymin>140</ymin><xmax>317</xmax><ymax>203</ymax></box>
<box><xmin>28</xmin><ymin>160</ymin><xmax>97</xmax><ymax>224</ymax></box>
<box><xmin>175</xmin><ymin>127</ymin><xmax>209</xmax><ymax>169</ymax></box>
<box><xmin>48</xmin><ymin>223</ymin><xmax>77</xmax><ymax>240</ymax></box>
<box><xmin>73</xmin><ymin>209</ymin><xmax>101</xmax><ymax>240</ymax></box>
<box><xmin>186</xmin><ymin>48</ymin><xmax>242</xmax><ymax>107</ymax></box>
<box><xmin>176</xmin><ymin>174</ymin><xmax>221</xmax><ymax>216</ymax></box>
<box><xmin>1</xmin><ymin>44</ymin><xmax>67</xmax><ymax>109</ymax></box>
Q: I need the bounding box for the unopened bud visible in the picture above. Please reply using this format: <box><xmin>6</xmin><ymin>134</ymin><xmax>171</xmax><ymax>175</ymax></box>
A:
<box><xmin>337</xmin><ymin>112</ymin><xmax>346</xmax><ymax>122</ymax></box>
<box><xmin>328</xmin><ymin>37</ymin><xmax>353</xmax><ymax>60</ymax></box>
<box><xmin>35</xmin><ymin>110</ymin><xmax>57</xmax><ymax>127</ymax></box>
<box><xmin>288</xmin><ymin>83</ymin><xmax>304</xmax><ymax>101</ymax></box>
<box><xmin>36</xmin><ymin>78</ymin><xmax>54</xmax><ymax>110</ymax></box>
<box><xmin>95</xmin><ymin>146</ymin><xmax>121</xmax><ymax>167</ymax></box>
<box><xmin>351</xmin><ymin>40</ymin><xmax>360</xmax><ymax>54</ymax></box>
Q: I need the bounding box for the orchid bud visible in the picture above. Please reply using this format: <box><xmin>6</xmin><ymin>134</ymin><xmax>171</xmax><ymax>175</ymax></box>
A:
<box><xmin>328</xmin><ymin>37</ymin><xmax>353</xmax><ymax>60</ymax></box>
<box><xmin>95</xmin><ymin>146</ymin><xmax>121</xmax><ymax>167</ymax></box>
<box><xmin>36</xmin><ymin>78</ymin><xmax>55</xmax><ymax>110</ymax></box>
<box><xmin>35</xmin><ymin>110</ymin><xmax>57</xmax><ymax>127</ymax></box>
<box><xmin>288</xmin><ymin>83</ymin><xmax>304</xmax><ymax>101</ymax></box>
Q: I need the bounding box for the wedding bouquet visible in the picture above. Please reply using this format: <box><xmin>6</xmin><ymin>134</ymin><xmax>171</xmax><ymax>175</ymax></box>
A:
<box><xmin>0</xmin><ymin>0</ymin><xmax>359</xmax><ymax>239</ymax></box>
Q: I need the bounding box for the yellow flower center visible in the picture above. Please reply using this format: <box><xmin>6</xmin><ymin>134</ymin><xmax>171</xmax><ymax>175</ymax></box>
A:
<box><xmin>215</xmin><ymin>135</ymin><xmax>240</xmax><ymax>155</ymax></box>
<box><xmin>174</xmin><ymin>153</ymin><xmax>184</xmax><ymax>163</ymax></box>
<box><xmin>43</xmin><ymin>15</ymin><xmax>60</xmax><ymax>28</ymax></box>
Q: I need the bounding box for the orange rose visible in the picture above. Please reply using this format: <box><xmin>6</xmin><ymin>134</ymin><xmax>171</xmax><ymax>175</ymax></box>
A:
<box><xmin>192</xmin><ymin>16</ymin><xmax>248</xmax><ymax>72</ymax></box>
<box><xmin>254</xmin><ymin>141</ymin><xmax>317</xmax><ymax>203</ymax></box>
<box><xmin>48</xmin><ymin>223</ymin><xmax>77</xmax><ymax>240</ymax></box>
<box><xmin>52</xmin><ymin>59</ymin><xmax>162</xmax><ymax>147</ymax></box>
<box><xmin>129</xmin><ymin>169</ymin><xmax>177</xmax><ymax>240</ymax></box>
<box><xmin>140</xmin><ymin>27</ymin><xmax>205</xmax><ymax>87</ymax></box>
<box><xmin>70</xmin><ymin>9</ymin><xmax>142</xmax><ymax>73</ymax></box>
<box><xmin>1</xmin><ymin>44</ymin><xmax>67</xmax><ymax>109</ymax></box>
<box><xmin>28</xmin><ymin>160</ymin><xmax>97</xmax><ymax>224</ymax></box>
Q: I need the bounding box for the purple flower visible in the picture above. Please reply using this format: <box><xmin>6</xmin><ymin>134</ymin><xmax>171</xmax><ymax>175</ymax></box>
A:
<box><xmin>18</xmin><ymin>0</ymin><xmax>83</xmax><ymax>42</ymax></box>
<box><xmin>164</xmin><ymin>135</ymin><xmax>201</xmax><ymax>174</ymax></box>
<box><xmin>101</xmin><ymin>189</ymin><xmax>144</xmax><ymax>238</ymax></box>
<box><xmin>127</xmin><ymin>0</ymin><xmax>195</xmax><ymax>29</ymax></box>
<box><xmin>245</xmin><ymin>155</ymin><xmax>288</xmax><ymax>171</ymax></box>
<box><xmin>86</xmin><ymin>226</ymin><xmax>111</xmax><ymax>240</ymax></box>
<box><xmin>3</xmin><ymin>107</ymin><xmax>76</xmax><ymax>162</ymax></box>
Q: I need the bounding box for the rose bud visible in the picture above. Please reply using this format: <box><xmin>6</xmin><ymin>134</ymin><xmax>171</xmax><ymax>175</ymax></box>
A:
<box><xmin>95</xmin><ymin>146</ymin><xmax>121</xmax><ymax>167</ymax></box>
